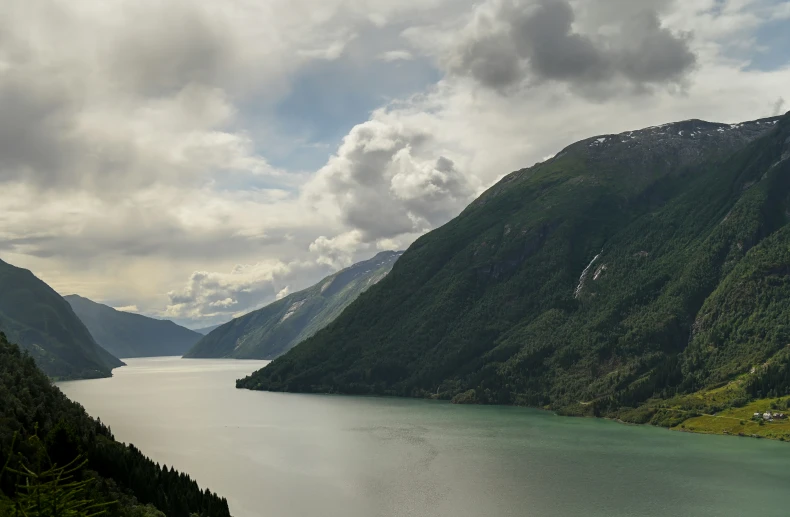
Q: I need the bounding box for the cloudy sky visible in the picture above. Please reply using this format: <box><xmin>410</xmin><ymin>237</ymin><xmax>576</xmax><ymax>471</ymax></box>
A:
<box><xmin>1</xmin><ymin>0</ymin><xmax>789</xmax><ymax>328</ymax></box>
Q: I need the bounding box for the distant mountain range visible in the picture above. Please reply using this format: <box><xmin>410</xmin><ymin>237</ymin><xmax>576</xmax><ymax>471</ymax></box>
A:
<box><xmin>185</xmin><ymin>251</ymin><xmax>403</xmax><ymax>359</ymax></box>
<box><xmin>194</xmin><ymin>324</ymin><xmax>222</xmax><ymax>335</ymax></box>
<box><xmin>238</xmin><ymin>113</ymin><xmax>790</xmax><ymax>425</ymax></box>
<box><xmin>65</xmin><ymin>295</ymin><xmax>202</xmax><ymax>358</ymax></box>
<box><xmin>0</xmin><ymin>258</ymin><xmax>123</xmax><ymax>379</ymax></box>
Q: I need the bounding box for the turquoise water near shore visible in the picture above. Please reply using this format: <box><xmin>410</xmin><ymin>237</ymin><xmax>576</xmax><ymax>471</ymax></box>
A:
<box><xmin>60</xmin><ymin>357</ymin><xmax>790</xmax><ymax>517</ymax></box>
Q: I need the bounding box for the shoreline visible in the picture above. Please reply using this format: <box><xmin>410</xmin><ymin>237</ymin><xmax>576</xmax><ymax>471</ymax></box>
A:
<box><xmin>238</xmin><ymin>383</ymin><xmax>790</xmax><ymax>443</ymax></box>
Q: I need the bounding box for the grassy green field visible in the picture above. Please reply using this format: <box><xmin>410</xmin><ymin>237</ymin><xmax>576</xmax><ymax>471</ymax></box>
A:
<box><xmin>675</xmin><ymin>398</ymin><xmax>790</xmax><ymax>441</ymax></box>
<box><xmin>651</xmin><ymin>379</ymin><xmax>790</xmax><ymax>441</ymax></box>
<box><xmin>612</xmin><ymin>375</ymin><xmax>790</xmax><ymax>442</ymax></box>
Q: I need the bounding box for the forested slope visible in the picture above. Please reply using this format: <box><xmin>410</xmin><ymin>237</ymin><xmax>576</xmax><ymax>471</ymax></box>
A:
<box><xmin>0</xmin><ymin>333</ymin><xmax>231</xmax><ymax>516</ymax></box>
<box><xmin>239</xmin><ymin>113</ymin><xmax>790</xmax><ymax>419</ymax></box>
<box><xmin>0</xmin><ymin>258</ymin><xmax>123</xmax><ymax>380</ymax></box>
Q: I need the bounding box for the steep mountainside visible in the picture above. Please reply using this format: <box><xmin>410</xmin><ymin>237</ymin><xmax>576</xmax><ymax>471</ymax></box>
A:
<box><xmin>0</xmin><ymin>333</ymin><xmax>230</xmax><ymax>517</ymax></box>
<box><xmin>65</xmin><ymin>295</ymin><xmax>202</xmax><ymax>358</ymax></box>
<box><xmin>239</xmin><ymin>114</ymin><xmax>790</xmax><ymax>419</ymax></box>
<box><xmin>0</xmin><ymin>259</ymin><xmax>123</xmax><ymax>379</ymax></box>
<box><xmin>186</xmin><ymin>251</ymin><xmax>403</xmax><ymax>359</ymax></box>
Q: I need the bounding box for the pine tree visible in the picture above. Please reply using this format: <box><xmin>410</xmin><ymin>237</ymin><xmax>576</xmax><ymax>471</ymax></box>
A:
<box><xmin>2</xmin><ymin>434</ymin><xmax>113</xmax><ymax>517</ymax></box>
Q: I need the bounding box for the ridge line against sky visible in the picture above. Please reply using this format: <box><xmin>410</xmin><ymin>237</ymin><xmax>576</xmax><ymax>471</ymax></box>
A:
<box><xmin>1</xmin><ymin>0</ymin><xmax>789</xmax><ymax>327</ymax></box>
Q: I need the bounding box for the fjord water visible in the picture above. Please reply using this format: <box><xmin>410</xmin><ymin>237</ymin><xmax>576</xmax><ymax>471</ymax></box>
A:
<box><xmin>59</xmin><ymin>358</ymin><xmax>790</xmax><ymax>517</ymax></box>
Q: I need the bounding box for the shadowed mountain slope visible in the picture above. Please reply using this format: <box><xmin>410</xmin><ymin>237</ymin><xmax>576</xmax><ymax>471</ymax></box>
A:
<box><xmin>65</xmin><ymin>294</ymin><xmax>202</xmax><ymax>358</ymax></box>
<box><xmin>0</xmin><ymin>258</ymin><xmax>123</xmax><ymax>380</ymax></box>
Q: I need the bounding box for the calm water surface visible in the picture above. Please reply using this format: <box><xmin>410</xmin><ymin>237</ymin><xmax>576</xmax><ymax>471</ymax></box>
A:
<box><xmin>59</xmin><ymin>357</ymin><xmax>789</xmax><ymax>517</ymax></box>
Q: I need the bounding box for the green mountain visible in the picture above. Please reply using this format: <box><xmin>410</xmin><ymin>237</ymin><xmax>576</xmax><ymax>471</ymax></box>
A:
<box><xmin>65</xmin><ymin>294</ymin><xmax>202</xmax><ymax>358</ymax></box>
<box><xmin>0</xmin><ymin>333</ymin><xmax>230</xmax><ymax>517</ymax></box>
<box><xmin>0</xmin><ymin>258</ymin><xmax>123</xmax><ymax>380</ymax></box>
<box><xmin>238</xmin><ymin>113</ymin><xmax>790</xmax><ymax>421</ymax></box>
<box><xmin>185</xmin><ymin>251</ymin><xmax>403</xmax><ymax>359</ymax></box>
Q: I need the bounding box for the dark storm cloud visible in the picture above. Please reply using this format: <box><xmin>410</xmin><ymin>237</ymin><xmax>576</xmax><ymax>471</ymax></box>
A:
<box><xmin>0</xmin><ymin>225</ymin><xmax>292</xmax><ymax>263</ymax></box>
<box><xmin>511</xmin><ymin>0</ymin><xmax>610</xmax><ymax>83</ymax></box>
<box><xmin>613</xmin><ymin>9</ymin><xmax>698</xmax><ymax>83</ymax></box>
<box><xmin>447</xmin><ymin>0</ymin><xmax>696</xmax><ymax>94</ymax></box>
<box><xmin>0</xmin><ymin>236</ymin><xmax>58</xmax><ymax>258</ymax></box>
<box><xmin>111</xmin><ymin>4</ymin><xmax>235</xmax><ymax>95</ymax></box>
<box><xmin>0</xmin><ymin>79</ymin><xmax>75</xmax><ymax>184</ymax></box>
<box><xmin>451</xmin><ymin>35</ymin><xmax>525</xmax><ymax>92</ymax></box>
<box><xmin>0</xmin><ymin>0</ymin><xmax>239</xmax><ymax>190</ymax></box>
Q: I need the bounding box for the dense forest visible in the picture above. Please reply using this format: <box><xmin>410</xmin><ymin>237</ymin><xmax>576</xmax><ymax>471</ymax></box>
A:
<box><xmin>238</xmin><ymin>113</ymin><xmax>790</xmax><ymax>422</ymax></box>
<box><xmin>186</xmin><ymin>251</ymin><xmax>402</xmax><ymax>360</ymax></box>
<box><xmin>0</xmin><ymin>333</ymin><xmax>231</xmax><ymax>516</ymax></box>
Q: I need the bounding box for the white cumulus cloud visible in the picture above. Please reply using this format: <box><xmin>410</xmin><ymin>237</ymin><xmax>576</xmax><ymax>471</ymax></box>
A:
<box><xmin>1</xmin><ymin>0</ymin><xmax>788</xmax><ymax>327</ymax></box>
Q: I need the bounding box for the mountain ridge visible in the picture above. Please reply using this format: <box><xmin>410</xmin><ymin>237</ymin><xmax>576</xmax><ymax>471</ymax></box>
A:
<box><xmin>0</xmin><ymin>258</ymin><xmax>123</xmax><ymax>379</ymax></box>
<box><xmin>65</xmin><ymin>294</ymin><xmax>202</xmax><ymax>358</ymax></box>
<box><xmin>185</xmin><ymin>251</ymin><xmax>403</xmax><ymax>360</ymax></box>
<box><xmin>237</xmin><ymin>112</ymin><xmax>790</xmax><ymax>423</ymax></box>
<box><xmin>194</xmin><ymin>324</ymin><xmax>223</xmax><ymax>335</ymax></box>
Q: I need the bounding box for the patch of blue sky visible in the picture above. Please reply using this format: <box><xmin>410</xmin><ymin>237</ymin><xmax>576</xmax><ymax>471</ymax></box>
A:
<box><xmin>235</xmin><ymin>18</ymin><xmax>444</xmax><ymax>174</ymax></box>
<box><xmin>264</xmin><ymin>55</ymin><xmax>441</xmax><ymax>171</ymax></box>
<box><xmin>746</xmin><ymin>15</ymin><xmax>790</xmax><ymax>71</ymax></box>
